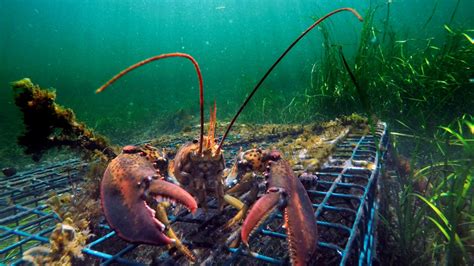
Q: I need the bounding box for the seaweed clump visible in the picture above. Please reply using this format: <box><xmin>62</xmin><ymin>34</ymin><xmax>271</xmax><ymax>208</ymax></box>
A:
<box><xmin>11</xmin><ymin>78</ymin><xmax>116</xmax><ymax>161</ymax></box>
<box><xmin>21</xmin><ymin>157</ymin><xmax>108</xmax><ymax>265</ymax></box>
<box><xmin>21</xmin><ymin>193</ymin><xmax>93</xmax><ymax>265</ymax></box>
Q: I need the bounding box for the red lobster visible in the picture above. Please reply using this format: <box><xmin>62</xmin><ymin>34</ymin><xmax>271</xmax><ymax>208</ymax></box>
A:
<box><xmin>96</xmin><ymin>6</ymin><xmax>363</xmax><ymax>264</ymax></box>
<box><xmin>100</xmin><ymin>145</ymin><xmax>197</xmax><ymax>245</ymax></box>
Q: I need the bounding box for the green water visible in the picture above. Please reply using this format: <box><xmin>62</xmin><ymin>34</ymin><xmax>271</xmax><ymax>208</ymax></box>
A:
<box><xmin>0</xmin><ymin>0</ymin><xmax>472</xmax><ymax>166</ymax></box>
<box><xmin>0</xmin><ymin>1</ymin><xmax>473</xmax><ymax>265</ymax></box>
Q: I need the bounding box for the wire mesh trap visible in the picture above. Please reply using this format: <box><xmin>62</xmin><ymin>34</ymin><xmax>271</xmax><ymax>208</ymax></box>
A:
<box><xmin>0</xmin><ymin>122</ymin><xmax>388</xmax><ymax>265</ymax></box>
<box><xmin>0</xmin><ymin>159</ymin><xmax>87</xmax><ymax>264</ymax></box>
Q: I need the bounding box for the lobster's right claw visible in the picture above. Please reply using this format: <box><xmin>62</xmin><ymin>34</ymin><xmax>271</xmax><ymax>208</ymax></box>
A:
<box><xmin>101</xmin><ymin>152</ymin><xmax>198</xmax><ymax>245</ymax></box>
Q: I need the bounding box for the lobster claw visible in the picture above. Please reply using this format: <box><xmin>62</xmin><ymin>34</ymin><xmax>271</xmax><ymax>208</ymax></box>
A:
<box><xmin>241</xmin><ymin>157</ymin><xmax>317</xmax><ymax>265</ymax></box>
<box><xmin>241</xmin><ymin>187</ymin><xmax>287</xmax><ymax>245</ymax></box>
<box><xmin>101</xmin><ymin>153</ymin><xmax>198</xmax><ymax>245</ymax></box>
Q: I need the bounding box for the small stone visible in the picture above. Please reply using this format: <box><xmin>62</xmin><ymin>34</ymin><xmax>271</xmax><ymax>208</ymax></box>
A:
<box><xmin>292</xmin><ymin>164</ymin><xmax>304</xmax><ymax>171</ymax></box>
<box><xmin>298</xmin><ymin>149</ymin><xmax>309</xmax><ymax>159</ymax></box>
<box><xmin>2</xmin><ymin>167</ymin><xmax>17</xmax><ymax>177</ymax></box>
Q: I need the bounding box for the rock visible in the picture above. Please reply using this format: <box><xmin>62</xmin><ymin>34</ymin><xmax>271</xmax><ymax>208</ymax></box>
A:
<box><xmin>2</xmin><ymin>167</ymin><xmax>17</xmax><ymax>177</ymax></box>
<box><xmin>298</xmin><ymin>148</ymin><xmax>309</xmax><ymax>159</ymax></box>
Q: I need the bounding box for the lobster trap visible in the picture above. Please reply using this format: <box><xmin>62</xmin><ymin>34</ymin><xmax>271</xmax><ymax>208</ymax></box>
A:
<box><xmin>0</xmin><ymin>122</ymin><xmax>388</xmax><ymax>265</ymax></box>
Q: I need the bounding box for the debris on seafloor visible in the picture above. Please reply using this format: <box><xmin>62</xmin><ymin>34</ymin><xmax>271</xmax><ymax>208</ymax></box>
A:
<box><xmin>21</xmin><ymin>193</ymin><xmax>94</xmax><ymax>266</ymax></box>
<box><xmin>11</xmin><ymin>78</ymin><xmax>117</xmax><ymax>161</ymax></box>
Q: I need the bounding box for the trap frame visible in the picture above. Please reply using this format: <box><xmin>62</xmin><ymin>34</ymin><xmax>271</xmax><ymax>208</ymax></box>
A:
<box><xmin>0</xmin><ymin>122</ymin><xmax>388</xmax><ymax>265</ymax></box>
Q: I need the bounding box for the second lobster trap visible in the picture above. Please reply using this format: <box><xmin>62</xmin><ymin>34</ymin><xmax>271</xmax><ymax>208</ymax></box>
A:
<box><xmin>0</xmin><ymin>120</ymin><xmax>388</xmax><ymax>265</ymax></box>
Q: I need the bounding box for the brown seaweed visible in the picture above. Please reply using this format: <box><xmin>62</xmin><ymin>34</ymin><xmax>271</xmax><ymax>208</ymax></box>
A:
<box><xmin>11</xmin><ymin>78</ymin><xmax>116</xmax><ymax>161</ymax></box>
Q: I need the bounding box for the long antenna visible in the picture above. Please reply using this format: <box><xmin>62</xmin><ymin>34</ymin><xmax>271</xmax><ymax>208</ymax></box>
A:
<box><xmin>96</xmin><ymin>53</ymin><xmax>205</xmax><ymax>154</ymax></box>
<box><xmin>216</xmin><ymin>8</ymin><xmax>363</xmax><ymax>153</ymax></box>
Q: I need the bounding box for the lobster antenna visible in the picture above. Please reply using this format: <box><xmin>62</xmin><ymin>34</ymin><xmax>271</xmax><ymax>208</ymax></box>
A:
<box><xmin>216</xmin><ymin>7</ymin><xmax>363</xmax><ymax>153</ymax></box>
<box><xmin>96</xmin><ymin>53</ymin><xmax>205</xmax><ymax>154</ymax></box>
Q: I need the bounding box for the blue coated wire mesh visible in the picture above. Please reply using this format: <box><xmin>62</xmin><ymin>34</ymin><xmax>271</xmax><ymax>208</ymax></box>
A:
<box><xmin>0</xmin><ymin>122</ymin><xmax>388</xmax><ymax>265</ymax></box>
<box><xmin>0</xmin><ymin>159</ymin><xmax>87</xmax><ymax>264</ymax></box>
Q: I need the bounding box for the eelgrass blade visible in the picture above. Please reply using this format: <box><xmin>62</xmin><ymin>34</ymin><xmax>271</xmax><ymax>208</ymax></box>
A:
<box><xmin>422</xmin><ymin>0</ymin><xmax>440</xmax><ymax>30</ymax></box>
<box><xmin>441</xmin><ymin>126</ymin><xmax>468</xmax><ymax>147</ymax></box>
<box><xmin>413</xmin><ymin>193</ymin><xmax>467</xmax><ymax>258</ymax></box>
<box><xmin>427</xmin><ymin>216</ymin><xmax>450</xmax><ymax>240</ymax></box>
<box><xmin>413</xmin><ymin>193</ymin><xmax>449</xmax><ymax>230</ymax></box>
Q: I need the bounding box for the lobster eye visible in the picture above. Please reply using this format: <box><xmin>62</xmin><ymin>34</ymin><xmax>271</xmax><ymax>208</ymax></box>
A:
<box><xmin>154</xmin><ymin>158</ymin><xmax>167</xmax><ymax>167</ymax></box>
<box><xmin>137</xmin><ymin>176</ymin><xmax>152</xmax><ymax>188</ymax></box>
<box><xmin>192</xmin><ymin>139</ymin><xmax>199</xmax><ymax>144</ymax></box>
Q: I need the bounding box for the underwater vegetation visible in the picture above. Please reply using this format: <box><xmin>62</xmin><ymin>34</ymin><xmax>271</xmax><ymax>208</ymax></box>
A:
<box><xmin>311</xmin><ymin>9</ymin><xmax>473</xmax><ymax>131</ymax></box>
<box><xmin>11</xmin><ymin>78</ymin><xmax>116</xmax><ymax>161</ymax></box>
<box><xmin>320</xmin><ymin>5</ymin><xmax>473</xmax><ymax>266</ymax></box>
<box><xmin>379</xmin><ymin>115</ymin><xmax>473</xmax><ymax>265</ymax></box>
<box><xmin>21</xmin><ymin>193</ymin><xmax>93</xmax><ymax>265</ymax></box>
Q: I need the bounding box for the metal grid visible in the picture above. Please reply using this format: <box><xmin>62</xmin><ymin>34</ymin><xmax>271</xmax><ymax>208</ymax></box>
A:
<box><xmin>0</xmin><ymin>122</ymin><xmax>388</xmax><ymax>265</ymax></box>
<box><xmin>0</xmin><ymin>159</ymin><xmax>87</xmax><ymax>264</ymax></box>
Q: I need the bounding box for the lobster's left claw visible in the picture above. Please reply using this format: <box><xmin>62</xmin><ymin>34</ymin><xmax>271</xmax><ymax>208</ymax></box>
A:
<box><xmin>101</xmin><ymin>153</ymin><xmax>198</xmax><ymax>246</ymax></box>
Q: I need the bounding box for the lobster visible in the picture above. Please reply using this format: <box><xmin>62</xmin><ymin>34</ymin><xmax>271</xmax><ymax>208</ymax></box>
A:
<box><xmin>96</xmin><ymin>52</ymin><xmax>254</xmax><ymax>259</ymax></box>
<box><xmin>96</xmin><ymin>7</ymin><xmax>363</xmax><ymax>264</ymax></box>
<box><xmin>97</xmin><ymin>53</ymin><xmax>206</xmax><ymax>260</ymax></box>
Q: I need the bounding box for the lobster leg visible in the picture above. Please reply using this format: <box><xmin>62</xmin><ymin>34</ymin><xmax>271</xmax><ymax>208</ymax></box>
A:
<box><xmin>223</xmin><ymin>194</ymin><xmax>247</xmax><ymax>229</ymax></box>
<box><xmin>214</xmin><ymin>169</ymin><xmax>226</xmax><ymax>211</ymax></box>
<box><xmin>223</xmin><ymin>178</ymin><xmax>259</xmax><ymax>229</ymax></box>
<box><xmin>155</xmin><ymin>202</ymin><xmax>196</xmax><ymax>261</ymax></box>
<box><xmin>226</xmin><ymin>173</ymin><xmax>255</xmax><ymax>194</ymax></box>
